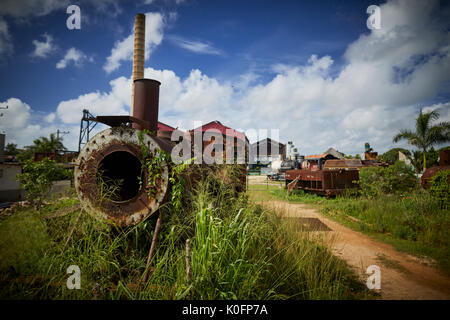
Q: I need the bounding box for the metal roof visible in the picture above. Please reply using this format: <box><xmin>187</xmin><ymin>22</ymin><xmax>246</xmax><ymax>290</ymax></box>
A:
<box><xmin>190</xmin><ymin>120</ymin><xmax>246</xmax><ymax>140</ymax></box>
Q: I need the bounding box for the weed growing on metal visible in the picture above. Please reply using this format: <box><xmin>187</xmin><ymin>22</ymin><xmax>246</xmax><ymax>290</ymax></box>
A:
<box><xmin>137</xmin><ymin>129</ymin><xmax>169</xmax><ymax>198</ymax></box>
<box><xmin>95</xmin><ymin>166</ymin><xmax>124</xmax><ymax>203</ymax></box>
<box><xmin>137</xmin><ymin>128</ymin><xmax>190</xmax><ymax>212</ymax></box>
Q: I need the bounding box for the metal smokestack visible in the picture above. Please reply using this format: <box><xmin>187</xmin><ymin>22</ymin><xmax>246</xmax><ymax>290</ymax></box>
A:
<box><xmin>132</xmin><ymin>79</ymin><xmax>160</xmax><ymax>133</ymax></box>
<box><xmin>131</xmin><ymin>13</ymin><xmax>146</xmax><ymax>115</ymax></box>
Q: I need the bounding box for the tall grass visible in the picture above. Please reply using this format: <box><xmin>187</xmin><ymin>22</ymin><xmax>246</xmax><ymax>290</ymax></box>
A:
<box><xmin>266</xmin><ymin>187</ymin><xmax>450</xmax><ymax>273</ymax></box>
<box><xmin>0</xmin><ymin>165</ymin><xmax>367</xmax><ymax>300</ymax></box>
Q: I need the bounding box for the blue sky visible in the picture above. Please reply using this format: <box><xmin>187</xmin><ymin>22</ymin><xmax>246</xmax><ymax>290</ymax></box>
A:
<box><xmin>0</xmin><ymin>0</ymin><xmax>449</xmax><ymax>155</ymax></box>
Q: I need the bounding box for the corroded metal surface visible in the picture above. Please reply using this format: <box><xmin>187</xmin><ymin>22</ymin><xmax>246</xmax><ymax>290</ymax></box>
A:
<box><xmin>74</xmin><ymin>127</ymin><xmax>169</xmax><ymax>227</ymax></box>
<box><xmin>131</xmin><ymin>13</ymin><xmax>145</xmax><ymax>115</ymax></box>
<box><xmin>285</xmin><ymin>168</ymin><xmax>359</xmax><ymax>197</ymax></box>
<box><xmin>132</xmin><ymin>79</ymin><xmax>161</xmax><ymax>133</ymax></box>
<box><xmin>421</xmin><ymin>150</ymin><xmax>450</xmax><ymax>189</ymax></box>
<box><xmin>421</xmin><ymin>165</ymin><xmax>450</xmax><ymax>189</ymax></box>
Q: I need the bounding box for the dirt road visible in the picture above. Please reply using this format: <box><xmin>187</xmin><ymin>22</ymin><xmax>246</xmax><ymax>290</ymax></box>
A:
<box><xmin>261</xmin><ymin>200</ymin><xmax>450</xmax><ymax>300</ymax></box>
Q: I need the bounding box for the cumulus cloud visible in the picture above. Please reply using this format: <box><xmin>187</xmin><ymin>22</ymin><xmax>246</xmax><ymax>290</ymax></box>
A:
<box><xmin>104</xmin><ymin>12</ymin><xmax>164</xmax><ymax>73</ymax></box>
<box><xmin>44</xmin><ymin>112</ymin><xmax>55</xmax><ymax>123</ymax></box>
<box><xmin>0</xmin><ymin>0</ymin><xmax>66</xmax><ymax>60</ymax></box>
<box><xmin>0</xmin><ymin>0</ymin><xmax>123</xmax><ymax>60</ymax></box>
<box><xmin>422</xmin><ymin>102</ymin><xmax>450</xmax><ymax>123</ymax></box>
<box><xmin>4</xmin><ymin>0</ymin><xmax>450</xmax><ymax>155</ymax></box>
<box><xmin>56</xmin><ymin>76</ymin><xmax>131</xmax><ymax>124</ymax></box>
<box><xmin>0</xmin><ymin>97</ymin><xmax>89</xmax><ymax>150</ymax></box>
<box><xmin>56</xmin><ymin>47</ymin><xmax>91</xmax><ymax>69</ymax></box>
<box><xmin>0</xmin><ymin>98</ymin><xmax>31</xmax><ymax>129</ymax></box>
<box><xmin>168</xmin><ymin>35</ymin><xmax>223</xmax><ymax>55</ymax></box>
<box><xmin>31</xmin><ymin>33</ymin><xmax>55</xmax><ymax>58</ymax></box>
<box><xmin>0</xmin><ymin>98</ymin><xmax>61</xmax><ymax>149</ymax></box>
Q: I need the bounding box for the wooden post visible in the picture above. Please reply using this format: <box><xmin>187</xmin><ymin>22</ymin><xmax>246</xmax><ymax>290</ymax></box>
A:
<box><xmin>185</xmin><ymin>239</ymin><xmax>192</xmax><ymax>283</ymax></box>
<box><xmin>61</xmin><ymin>209</ymin><xmax>82</xmax><ymax>254</ymax></box>
<box><xmin>143</xmin><ymin>212</ymin><xmax>162</xmax><ymax>282</ymax></box>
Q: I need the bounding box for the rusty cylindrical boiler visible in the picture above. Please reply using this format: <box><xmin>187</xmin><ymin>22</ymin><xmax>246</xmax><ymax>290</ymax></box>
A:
<box><xmin>75</xmin><ymin>12</ymin><xmax>173</xmax><ymax>227</ymax></box>
<box><xmin>74</xmin><ymin>127</ymin><xmax>171</xmax><ymax>227</ymax></box>
<box><xmin>75</xmin><ymin>77</ymin><xmax>170</xmax><ymax>227</ymax></box>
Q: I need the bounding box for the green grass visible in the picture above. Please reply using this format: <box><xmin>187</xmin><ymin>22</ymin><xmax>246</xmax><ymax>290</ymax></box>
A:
<box><xmin>255</xmin><ymin>187</ymin><xmax>450</xmax><ymax>275</ymax></box>
<box><xmin>0</xmin><ymin>167</ymin><xmax>370</xmax><ymax>300</ymax></box>
<box><xmin>375</xmin><ymin>254</ymin><xmax>410</xmax><ymax>274</ymax></box>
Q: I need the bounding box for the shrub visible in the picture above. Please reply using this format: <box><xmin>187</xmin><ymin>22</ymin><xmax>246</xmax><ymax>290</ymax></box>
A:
<box><xmin>430</xmin><ymin>170</ymin><xmax>450</xmax><ymax>209</ymax></box>
<box><xmin>16</xmin><ymin>158</ymin><xmax>70</xmax><ymax>209</ymax></box>
<box><xmin>358</xmin><ymin>161</ymin><xmax>418</xmax><ymax>198</ymax></box>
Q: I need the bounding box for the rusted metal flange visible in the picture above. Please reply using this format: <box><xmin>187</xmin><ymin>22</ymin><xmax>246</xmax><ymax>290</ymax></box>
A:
<box><xmin>74</xmin><ymin>127</ymin><xmax>170</xmax><ymax>227</ymax></box>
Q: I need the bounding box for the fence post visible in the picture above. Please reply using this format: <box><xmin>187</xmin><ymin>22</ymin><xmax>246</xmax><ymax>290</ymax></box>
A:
<box><xmin>186</xmin><ymin>239</ymin><xmax>192</xmax><ymax>283</ymax></box>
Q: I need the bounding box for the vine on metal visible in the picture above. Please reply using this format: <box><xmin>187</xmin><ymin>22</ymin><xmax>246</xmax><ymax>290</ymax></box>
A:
<box><xmin>137</xmin><ymin>129</ymin><xmax>191</xmax><ymax>211</ymax></box>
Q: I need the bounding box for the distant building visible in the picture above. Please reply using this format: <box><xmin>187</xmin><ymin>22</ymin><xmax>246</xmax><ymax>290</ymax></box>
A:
<box><xmin>324</xmin><ymin>147</ymin><xmax>345</xmax><ymax>160</ymax></box>
<box><xmin>157</xmin><ymin>121</ymin><xmax>180</xmax><ymax>140</ymax></box>
<box><xmin>250</xmin><ymin>138</ymin><xmax>286</xmax><ymax>165</ymax></box>
<box><xmin>189</xmin><ymin>120</ymin><xmax>248</xmax><ymax>163</ymax></box>
<box><xmin>0</xmin><ymin>134</ymin><xmax>24</xmax><ymax>202</ymax></box>
<box><xmin>304</xmin><ymin>153</ymin><xmax>339</xmax><ymax>170</ymax></box>
<box><xmin>398</xmin><ymin>151</ymin><xmax>411</xmax><ymax>165</ymax></box>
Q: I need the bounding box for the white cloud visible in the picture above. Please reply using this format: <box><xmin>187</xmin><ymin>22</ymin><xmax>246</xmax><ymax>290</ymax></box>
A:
<box><xmin>168</xmin><ymin>35</ymin><xmax>223</xmax><ymax>55</ymax></box>
<box><xmin>0</xmin><ymin>0</ymin><xmax>122</xmax><ymax>60</ymax></box>
<box><xmin>3</xmin><ymin>0</ymin><xmax>450</xmax><ymax>155</ymax></box>
<box><xmin>104</xmin><ymin>12</ymin><xmax>164</xmax><ymax>73</ymax></box>
<box><xmin>56</xmin><ymin>47</ymin><xmax>91</xmax><ymax>69</ymax></box>
<box><xmin>422</xmin><ymin>102</ymin><xmax>450</xmax><ymax>123</ymax></box>
<box><xmin>44</xmin><ymin>112</ymin><xmax>55</xmax><ymax>122</ymax></box>
<box><xmin>31</xmin><ymin>33</ymin><xmax>55</xmax><ymax>58</ymax></box>
<box><xmin>0</xmin><ymin>98</ymin><xmax>61</xmax><ymax>149</ymax></box>
<box><xmin>56</xmin><ymin>77</ymin><xmax>131</xmax><ymax>124</ymax></box>
<box><xmin>0</xmin><ymin>98</ymin><xmax>31</xmax><ymax>129</ymax></box>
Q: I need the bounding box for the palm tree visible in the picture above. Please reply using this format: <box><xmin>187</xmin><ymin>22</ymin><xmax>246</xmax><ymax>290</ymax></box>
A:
<box><xmin>32</xmin><ymin>133</ymin><xmax>67</xmax><ymax>153</ymax></box>
<box><xmin>393</xmin><ymin>109</ymin><xmax>450</xmax><ymax>171</ymax></box>
<box><xmin>406</xmin><ymin>150</ymin><xmax>423</xmax><ymax>173</ymax></box>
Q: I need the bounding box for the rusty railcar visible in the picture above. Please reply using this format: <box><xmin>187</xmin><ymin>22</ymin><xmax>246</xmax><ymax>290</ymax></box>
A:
<box><xmin>421</xmin><ymin>149</ymin><xmax>450</xmax><ymax>189</ymax></box>
<box><xmin>285</xmin><ymin>168</ymin><xmax>359</xmax><ymax>197</ymax></box>
<box><xmin>285</xmin><ymin>158</ymin><xmax>386</xmax><ymax>197</ymax></box>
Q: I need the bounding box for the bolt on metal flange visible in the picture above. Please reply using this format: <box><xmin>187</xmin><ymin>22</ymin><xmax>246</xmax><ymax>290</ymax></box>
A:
<box><xmin>74</xmin><ymin>127</ymin><xmax>170</xmax><ymax>227</ymax></box>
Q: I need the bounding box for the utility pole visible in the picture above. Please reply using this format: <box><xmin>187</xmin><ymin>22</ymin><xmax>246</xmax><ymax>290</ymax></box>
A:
<box><xmin>56</xmin><ymin>129</ymin><xmax>69</xmax><ymax>140</ymax></box>
<box><xmin>0</xmin><ymin>105</ymin><xmax>7</xmax><ymax>117</ymax></box>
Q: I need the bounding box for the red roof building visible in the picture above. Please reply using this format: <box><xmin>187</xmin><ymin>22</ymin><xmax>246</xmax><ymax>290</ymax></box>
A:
<box><xmin>190</xmin><ymin>121</ymin><xmax>246</xmax><ymax>141</ymax></box>
<box><xmin>157</xmin><ymin>121</ymin><xmax>176</xmax><ymax>132</ymax></box>
<box><xmin>189</xmin><ymin>120</ymin><xmax>248</xmax><ymax>164</ymax></box>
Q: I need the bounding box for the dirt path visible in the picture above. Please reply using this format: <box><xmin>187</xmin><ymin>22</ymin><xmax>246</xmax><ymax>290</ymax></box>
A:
<box><xmin>261</xmin><ymin>200</ymin><xmax>450</xmax><ymax>300</ymax></box>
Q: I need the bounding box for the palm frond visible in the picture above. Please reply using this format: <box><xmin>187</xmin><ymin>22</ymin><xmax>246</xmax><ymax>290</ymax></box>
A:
<box><xmin>392</xmin><ymin>129</ymin><xmax>420</xmax><ymax>146</ymax></box>
<box><xmin>426</xmin><ymin>121</ymin><xmax>450</xmax><ymax>146</ymax></box>
<box><xmin>416</xmin><ymin>109</ymin><xmax>440</xmax><ymax>138</ymax></box>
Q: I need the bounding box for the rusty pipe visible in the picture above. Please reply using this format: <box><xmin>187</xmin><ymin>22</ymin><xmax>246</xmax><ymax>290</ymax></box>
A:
<box><xmin>132</xmin><ymin>78</ymin><xmax>161</xmax><ymax>134</ymax></box>
<box><xmin>131</xmin><ymin>13</ymin><xmax>146</xmax><ymax>115</ymax></box>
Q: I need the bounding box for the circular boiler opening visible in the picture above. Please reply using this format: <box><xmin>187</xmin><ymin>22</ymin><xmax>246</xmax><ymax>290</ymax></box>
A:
<box><xmin>97</xmin><ymin>151</ymin><xmax>142</xmax><ymax>202</ymax></box>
